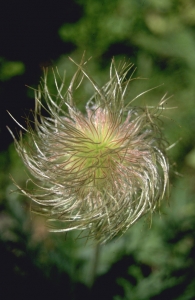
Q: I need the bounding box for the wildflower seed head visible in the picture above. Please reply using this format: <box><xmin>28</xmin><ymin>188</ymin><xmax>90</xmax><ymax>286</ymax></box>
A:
<box><xmin>11</xmin><ymin>56</ymin><xmax>169</xmax><ymax>243</ymax></box>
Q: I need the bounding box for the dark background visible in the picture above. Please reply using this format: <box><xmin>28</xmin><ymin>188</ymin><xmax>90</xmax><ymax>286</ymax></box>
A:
<box><xmin>0</xmin><ymin>0</ymin><xmax>81</xmax><ymax>150</ymax></box>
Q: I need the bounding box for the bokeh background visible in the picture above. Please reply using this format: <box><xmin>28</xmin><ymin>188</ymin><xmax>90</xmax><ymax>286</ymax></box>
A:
<box><xmin>1</xmin><ymin>0</ymin><xmax>195</xmax><ymax>299</ymax></box>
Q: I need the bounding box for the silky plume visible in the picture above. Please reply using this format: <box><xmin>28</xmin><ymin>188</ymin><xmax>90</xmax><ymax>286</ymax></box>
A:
<box><xmin>9</xmin><ymin>56</ymin><xmax>170</xmax><ymax>243</ymax></box>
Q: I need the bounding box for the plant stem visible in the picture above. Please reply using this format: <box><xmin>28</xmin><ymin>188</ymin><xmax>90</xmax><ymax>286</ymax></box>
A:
<box><xmin>89</xmin><ymin>243</ymin><xmax>101</xmax><ymax>288</ymax></box>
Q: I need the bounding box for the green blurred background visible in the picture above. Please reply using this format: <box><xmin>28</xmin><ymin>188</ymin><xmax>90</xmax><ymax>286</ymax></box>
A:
<box><xmin>1</xmin><ymin>0</ymin><xmax>195</xmax><ymax>299</ymax></box>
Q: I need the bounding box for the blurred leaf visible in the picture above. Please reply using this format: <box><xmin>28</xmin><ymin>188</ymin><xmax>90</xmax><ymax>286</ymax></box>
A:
<box><xmin>185</xmin><ymin>148</ymin><xmax>195</xmax><ymax>168</ymax></box>
<box><xmin>0</xmin><ymin>58</ymin><xmax>25</xmax><ymax>81</ymax></box>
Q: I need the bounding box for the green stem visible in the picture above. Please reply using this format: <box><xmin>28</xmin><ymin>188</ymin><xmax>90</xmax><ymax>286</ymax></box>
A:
<box><xmin>89</xmin><ymin>243</ymin><xmax>101</xmax><ymax>288</ymax></box>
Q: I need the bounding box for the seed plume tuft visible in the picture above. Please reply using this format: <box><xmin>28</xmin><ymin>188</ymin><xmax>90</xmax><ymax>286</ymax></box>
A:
<box><xmin>10</xmin><ymin>56</ymin><xmax>169</xmax><ymax>243</ymax></box>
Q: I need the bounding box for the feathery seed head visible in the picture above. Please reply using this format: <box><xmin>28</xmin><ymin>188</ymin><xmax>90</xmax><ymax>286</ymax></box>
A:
<box><xmin>11</xmin><ymin>56</ymin><xmax>169</xmax><ymax>243</ymax></box>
